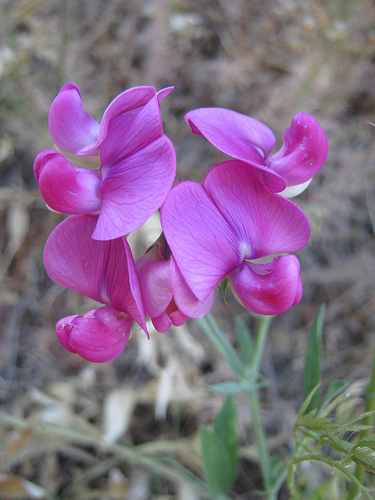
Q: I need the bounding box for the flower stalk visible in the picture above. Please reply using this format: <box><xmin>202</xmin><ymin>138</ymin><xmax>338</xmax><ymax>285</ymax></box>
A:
<box><xmin>199</xmin><ymin>313</ymin><xmax>278</xmax><ymax>499</ymax></box>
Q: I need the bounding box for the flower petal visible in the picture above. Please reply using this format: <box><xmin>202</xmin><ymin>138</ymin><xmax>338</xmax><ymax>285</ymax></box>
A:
<box><xmin>151</xmin><ymin>303</ymin><xmax>189</xmax><ymax>333</ymax></box>
<box><xmin>169</xmin><ymin>309</ymin><xmax>189</xmax><ymax>327</ymax></box>
<box><xmin>44</xmin><ymin>215</ymin><xmax>147</xmax><ymax>332</ymax></box>
<box><xmin>228</xmin><ymin>255</ymin><xmax>303</xmax><ymax>315</ymax></box>
<box><xmin>157</xmin><ymin>86</ymin><xmax>174</xmax><ymax>104</ymax></box>
<box><xmin>48</xmin><ymin>82</ymin><xmax>100</xmax><ymax>156</ymax></box>
<box><xmin>136</xmin><ymin>245</ymin><xmax>173</xmax><ymax>318</ymax></box>
<box><xmin>202</xmin><ymin>160</ymin><xmax>311</xmax><ymax>258</ymax></box>
<box><xmin>185</xmin><ymin>107</ymin><xmax>276</xmax><ymax>158</ymax></box>
<box><xmin>99</xmin><ymin>95</ymin><xmax>164</xmax><ymax>167</ymax></box>
<box><xmin>34</xmin><ymin>150</ymin><xmax>102</xmax><ymax>215</ymax></box>
<box><xmin>152</xmin><ymin>312</ymin><xmax>173</xmax><ymax>332</ymax></box>
<box><xmin>172</xmin><ymin>258</ymin><xmax>215</xmax><ymax>318</ymax></box>
<box><xmin>93</xmin><ymin>135</ymin><xmax>176</xmax><ymax>240</ymax></box>
<box><xmin>56</xmin><ymin>306</ymin><xmax>133</xmax><ymax>362</ymax></box>
<box><xmin>266</xmin><ymin>112</ymin><xmax>328</xmax><ymax>187</ymax></box>
<box><xmin>79</xmin><ymin>86</ymin><xmax>162</xmax><ymax>156</ymax></box>
<box><xmin>185</xmin><ymin>107</ymin><xmax>287</xmax><ymax>192</ymax></box>
<box><xmin>161</xmin><ymin>181</ymin><xmax>241</xmax><ymax>302</ymax></box>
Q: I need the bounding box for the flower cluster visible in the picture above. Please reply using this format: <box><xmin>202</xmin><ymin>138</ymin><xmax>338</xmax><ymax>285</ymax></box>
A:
<box><xmin>35</xmin><ymin>83</ymin><xmax>327</xmax><ymax>362</ymax></box>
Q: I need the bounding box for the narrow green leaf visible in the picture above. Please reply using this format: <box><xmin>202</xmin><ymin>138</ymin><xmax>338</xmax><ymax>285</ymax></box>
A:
<box><xmin>214</xmin><ymin>396</ymin><xmax>238</xmax><ymax>472</ymax></box>
<box><xmin>303</xmin><ymin>304</ymin><xmax>326</xmax><ymax>414</ymax></box>
<box><xmin>197</xmin><ymin>315</ymin><xmax>244</xmax><ymax>379</ymax></box>
<box><xmin>342</xmin><ymin>410</ymin><xmax>375</xmax><ymax>427</ymax></box>
<box><xmin>361</xmin><ymin>434</ymin><xmax>375</xmax><ymax>449</ymax></box>
<box><xmin>201</xmin><ymin>427</ymin><xmax>234</xmax><ymax>496</ymax></box>
<box><xmin>318</xmin><ymin>380</ymin><xmax>348</xmax><ymax>416</ymax></box>
<box><xmin>210</xmin><ymin>380</ymin><xmax>268</xmax><ymax>395</ymax></box>
<box><xmin>221</xmin><ymin>277</ymin><xmax>229</xmax><ymax>305</ymax></box>
<box><xmin>235</xmin><ymin>316</ymin><xmax>253</xmax><ymax>366</ymax></box>
<box><xmin>297</xmin><ymin>385</ymin><xmax>321</xmax><ymax>421</ymax></box>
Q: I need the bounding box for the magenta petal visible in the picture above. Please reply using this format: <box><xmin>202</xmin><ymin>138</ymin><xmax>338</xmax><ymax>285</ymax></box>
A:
<box><xmin>172</xmin><ymin>258</ymin><xmax>215</xmax><ymax>318</ymax></box>
<box><xmin>185</xmin><ymin>108</ymin><xmax>286</xmax><ymax>193</ymax></box>
<box><xmin>161</xmin><ymin>181</ymin><xmax>241</xmax><ymax>302</ymax></box>
<box><xmin>156</xmin><ymin>86</ymin><xmax>174</xmax><ymax>104</ymax></box>
<box><xmin>93</xmin><ymin>135</ymin><xmax>176</xmax><ymax>240</ymax></box>
<box><xmin>228</xmin><ymin>255</ymin><xmax>302</xmax><ymax>315</ymax></box>
<box><xmin>34</xmin><ymin>150</ymin><xmax>102</xmax><ymax>215</ymax></box>
<box><xmin>152</xmin><ymin>312</ymin><xmax>173</xmax><ymax>332</ymax></box>
<box><xmin>79</xmin><ymin>86</ymin><xmax>160</xmax><ymax>155</ymax></box>
<box><xmin>56</xmin><ymin>306</ymin><xmax>133</xmax><ymax>362</ymax></box>
<box><xmin>169</xmin><ymin>310</ymin><xmax>189</xmax><ymax>327</ymax></box>
<box><xmin>202</xmin><ymin>161</ymin><xmax>311</xmax><ymax>257</ymax></box>
<box><xmin>103</xmin><ymin>236</ymin><xmax>148</xmax><ymax>334</ymax></box>
<box><xmin>48</xmin><ymin>82</ymin><xmax>100</xmax><ymax>155</ymax></box>
<box><xmin>266</xmin><ymin>112</ymin><xmax>328</xmax><ymax>187</ymax></box>
<box><xmin>99</xmin><ymin>96</ymin><xmax>164</xmax><ymax>167</ymax></box>
<box><xmin>55</xmin><ymin>315</ymin><xmax>77</xmax><ymax>353</ymax></box>
<box><xmin>294</xmin><ymin>275</ymin><xmax>303</xmax><ymax>306</ymax></box>
<box><xmin>185</xmin><ymin>107</ymin><xmax>276</xmax><ymax>158</ymax></box>
<box><xmin>136</xmin><ymin>246</ymin><xmax>173</xmax><ymax>318</ymax></box>
<box><xmin>44</xmin><ymin>215</ymin><xmax>147</xmax><ymax>333</ymax></box>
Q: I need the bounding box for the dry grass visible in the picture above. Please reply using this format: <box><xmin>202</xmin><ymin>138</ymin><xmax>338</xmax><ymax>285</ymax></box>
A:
<box><xmin>1</xmin><ymin>0</ymin><xmax>375</xmax><ymax>497</ymax></box>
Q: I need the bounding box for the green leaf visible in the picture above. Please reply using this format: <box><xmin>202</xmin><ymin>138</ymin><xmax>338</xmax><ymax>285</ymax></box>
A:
<box><xmin>201</xmin><ymin>427</ymin><xmax>235</xmax><ymax>496</ymax></box>
<box><xmin>197</xmin><ymin>315</ymin><xmax>245</xmax><ymax>379</ymax></box>
<box><xmin>221</xmin><ymin>278</ymin><xmax>229</xmax><ymax>304</ymax></box>
<box><xmin>214</xmin><ymin>396</ymin><xmax>238</xmax><ymax>469</ymax></box>
<box><xmin>200</xmin><ymin>397</ymin><xmax>238</xmax><ymax>497</ymax></box>
<box><xmin>235</xmin><ymin>316</ymin><xmax>253</xmax><ymax>367</ymax></box>
<box><xmin>297</xmin><ymin>385</ymin><xmax>321</xmax><ymax>421</ymax></box>
<box><xmin>361</xmin><ymin>434</ymin><xmax>375</xmax><ymax>449</ymax></box>
<box><xmin>210</xmin><ymin>380</ymin><xmax>268</xmax><ymax>395</ymax></box>
<box><xmin>303</xmin><ymin>304</ymin><xmax>326</xmax><ymax>414</ymax></box>
<box><xmin>318</xmin><ymin>380</ymin><xmax>348</xmax><ymax>416</ymax></box>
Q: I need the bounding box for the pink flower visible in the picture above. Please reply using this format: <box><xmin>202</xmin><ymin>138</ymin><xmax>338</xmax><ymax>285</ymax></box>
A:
<box><xmin>136</xmin><ymin>235</ymin><xmax>214</xmax><ymax>332</ymax></box>
<box><xmin>185</xmin><ymin>108</ymin><xmax>328</xmax><ymax>197</ymax></box>
<box><xmin>34</xmin><ymin>83</ymin><xmax>176</xmax><ymax>240</ymax></box>
<box><xmin>44</xmin><ymin>214</ymin><xmax>148</xmax><ymax>362</ymax></box>
<box><xmin>48</xmin><ymin>82</ymin><xmax>173</xmax><ymax>166</ymax></box>
<box><xmin>56</xmin><ymin>307</ymin><xmax>133</xmax><ymax>363</ymax></box>
<box><xmin>161</xmin><ymin>160</ymin><xmax>311</xmax><ymax>315</ymax></box>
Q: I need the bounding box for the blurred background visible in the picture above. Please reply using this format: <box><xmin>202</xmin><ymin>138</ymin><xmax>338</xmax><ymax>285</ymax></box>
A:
<box><xmin>1</xmin><ymin>0</ymin><xmax>375</xmax><ymax>498</ymax></box>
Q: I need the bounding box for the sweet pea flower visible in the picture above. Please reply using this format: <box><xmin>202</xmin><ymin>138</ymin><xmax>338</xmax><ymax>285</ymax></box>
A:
<box><xmin>136</xmin><ymin>234</ymin><xmax>215</xmax><ymax>332</ymax></box>
<box><xmin>49</xmin><ymin>82</ymin><xmax>173</xmax><ymax>167</ymax></box>
<box><xmin>44</xmin><ymin>214</ymin><xmax>148</xmax><ymax>362</ymax></box>
<box><xmin>34</xmin><ymin>83</ymin><xmax>176</xmax><ymax>240</ymax></box>
<box><xmin>56</xmin><ymin>307</ymin><xmax>134</xmax><ymax>363</ymax></box>
<box><xmin>185</xmin><ymin>108</ymin><xmax>328</xmax><ymax>197</ymax></box>
<box><xmin>161</xmin><ymin>160</ymin><xmax>311</xmax><ymax>315</ymax></box>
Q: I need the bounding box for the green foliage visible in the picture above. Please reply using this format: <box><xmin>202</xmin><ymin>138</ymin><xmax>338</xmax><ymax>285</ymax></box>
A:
<box><xmin>210</xmin><ymin>380</ymin><xmax>268</xmax><ymax>395</ymax></box>
<box><xmin>235</xmin><ymin>316</ymin><xmax>253</xmax><ymax>367</ymax></box>
<box><xmin>319</xmin><ymin>380</ymin><xmax>348</xmax><ymax>414</ymax></box>
<box><xmin>197</xmin><ymin>315</ymin><xmax>245</xmax><ymax>379</ymax></box>
<box><xmin>201</xmin><ymin>396</ymin><xmax>238</xmax><ymax>498</ymax></box>
<box><xmin>303</xmin><ymin>304</ymin><xmax>326</xmax><ymax>414</ymax></box>
<box><xmin>220</xmin><ymin>277</ymin><xmax>229</xmax><ymax>305</ymax></box>
<box><xmin>289</xmin><ymin>380</ymin><xmax>375</xmax><ymax>499</ymax></box>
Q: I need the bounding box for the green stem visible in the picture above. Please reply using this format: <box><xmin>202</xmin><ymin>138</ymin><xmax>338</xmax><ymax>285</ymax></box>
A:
<box><xmin>293</xmin><ymin>454</ymin><xmax>373</xmax><ymax>500</ymax></box>
<box><xmin>346</xmin><ymin>345</ymin><xmax>375</xmax><ymax>500</ymax></box>
<box><xmin>249</xmin><ymin>315</ymin><xmax>272</xmax><ymax>378</ymax></box>
<box><xmin>197</xmin><ymin>314</ymin><xmax>244</xmax><ymax>379</ymax></box>
<box><xmin>247</xmin><ymin>315</ymin><xmax>274</xmax><ymax>499</ymax></box>
<box><xmin>198</xmin><ymin>313</ymin><xmax>276</xmax><ymax>498</ymax></box>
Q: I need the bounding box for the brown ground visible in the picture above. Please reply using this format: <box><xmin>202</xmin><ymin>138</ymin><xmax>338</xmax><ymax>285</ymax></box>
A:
<box><xmin>1</xmin><ymin>0</ymin><xmax>375</xmax><ymax>498</ymax></box>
